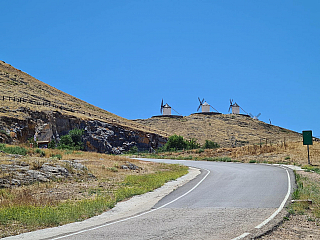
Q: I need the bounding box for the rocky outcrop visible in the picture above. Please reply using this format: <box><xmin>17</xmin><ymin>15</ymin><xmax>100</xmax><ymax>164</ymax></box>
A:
<box><xmin>0</xmin><ymin>109</ymin><xmax>167</xmax><ymax>154</ymax></box>
<box><xmin>0</xmin><ymin>159</ymin><xmax>94</xmax><ymax>188</ymax></box>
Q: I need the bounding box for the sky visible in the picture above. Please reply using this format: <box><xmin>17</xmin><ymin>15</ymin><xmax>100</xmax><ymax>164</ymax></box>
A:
<box><xmin>1</xmin><ymin>1</ymin><xmax>319</xmax><ymax>137</ymax></box>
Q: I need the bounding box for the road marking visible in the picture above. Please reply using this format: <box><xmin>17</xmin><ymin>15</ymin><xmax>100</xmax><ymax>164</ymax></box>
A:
<box><xmin>51</xmin><ymin>169</ymin><xmax>210</xmax><ymax>240</ymax></box>
<box><xmin>232</xmin><ymin>166</ymin><xmax>292</xmax><ymax>239</ymax></box>
<box><xmin>232</xmin><ymin>232</ymin><xmax>250</xmax><ymax>240</ymax></box>
<box><xmin>255</xmin><ymin>167</ymin><xmax>291</xmax><ymax>229</ymax></box>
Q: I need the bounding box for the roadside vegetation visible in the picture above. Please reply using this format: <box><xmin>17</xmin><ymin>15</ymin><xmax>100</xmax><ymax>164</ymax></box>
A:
<box><xmin>290</xmin><ymin>171</ymin><xmax>320</xmax><ymax>220</ymax></box>
<box><xmin>0</xmin><ymin>145</ymin><xmax>188</xmax><ymax>238</ymax></box>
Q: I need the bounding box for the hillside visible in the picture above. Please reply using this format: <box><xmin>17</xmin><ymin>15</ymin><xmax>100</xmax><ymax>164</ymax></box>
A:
<box><xmin>0</xmin><ymin>61</ymin><xmax>167</xmax><ymax>152</ymax></box>
<box><xmin>134</xmin><ymin>114</ymin><xmax>303</xmax><ymax>147</ymax></box>
<box><xmin>0</xmin><ymin>60</ymin><xmax>304</xmax><ymax>151</ymax></box>
<box><xmin>0</xmin><ymin>60</ymin><xmax>167</xmax><ymax>137</ymax></box>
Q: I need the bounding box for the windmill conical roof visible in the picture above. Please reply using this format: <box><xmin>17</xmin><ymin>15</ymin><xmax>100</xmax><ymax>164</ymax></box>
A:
<box><xmin>233</xmin><ymin>103</ymin><xmax>239</xmax><ymax>107</ymax></box>
<box><xmin>163</xmin><ymin>103</ymin><xmax>170</xmax><ymax>108</ymax></box>
<box><xmin>203</xmin><ymin>102</ymin><xmax>210</xmax><ymax>106</ymax></box>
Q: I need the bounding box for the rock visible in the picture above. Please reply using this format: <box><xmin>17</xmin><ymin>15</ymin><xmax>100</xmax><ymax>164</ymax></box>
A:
<box><xmin>120</xmin><ymin>162</ymin><xmax>141</xmax><ymax>170</ymax></box>
<box><xmin>0</xmin><ymin>159</ymin><xmax>96</xmax><ymax>188</ymax></box>
<box><xmin>41</xmin><ymin>164</ymin><xmax>69</xmax><ymax>177</ymax></box>
<box><xmin>60</xmin><ymin>160</ymin><xmax>87</xmax><ymax>170</ymax></box>
<box><xmin>0</xmin><ymin>111</ymin><xmax>167</xmax><ymax>154</ymax></box>
<box><xmin>10</xmin><ymin>179</ymin><xmax>21</xmax><ymax>186</ymax></box>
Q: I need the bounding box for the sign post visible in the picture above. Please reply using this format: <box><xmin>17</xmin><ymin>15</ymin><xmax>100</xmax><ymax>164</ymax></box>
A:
<box><xmin>303</xmin><ymin>130</ymin><xmax>313</xmax><ymax>165</ymax></box>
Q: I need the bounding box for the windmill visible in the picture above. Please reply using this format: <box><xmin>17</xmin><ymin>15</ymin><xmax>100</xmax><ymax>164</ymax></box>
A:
<box><xmin>197</xmin><ymin>97</ymin><xmax>219</xmax><ymax>113</ymax></box>
<box><xmin>160</xmin><ymin>99</ymin><xmax>171</xmax><ymax>115</ymax></box>
<box><xmin>228</xmin><ymin>99</ymin><xmax>248</xmax><ymax>115</ymax></box>
<box><xmin>160</xmin><ymin>99</ymin><xmax>181</xmax><ymax>116</ymax></box>
<box><xmin>249</xmin><ymin>113</ymin><xmax>261</xmax><ymax>120</ymax></box>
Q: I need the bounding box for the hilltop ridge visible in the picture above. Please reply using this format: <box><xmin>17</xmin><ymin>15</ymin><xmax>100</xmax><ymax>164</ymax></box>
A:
<box><xmin>134</xmin><ymin>113</ymin><xmax>303</xmax><ymax>147</ymax></box>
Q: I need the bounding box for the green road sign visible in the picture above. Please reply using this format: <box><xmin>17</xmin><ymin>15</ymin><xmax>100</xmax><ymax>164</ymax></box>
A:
<box><xmin>303</xmin><ymin>130</ymin><xmax>313</xmax><ymax>145</ymax></box>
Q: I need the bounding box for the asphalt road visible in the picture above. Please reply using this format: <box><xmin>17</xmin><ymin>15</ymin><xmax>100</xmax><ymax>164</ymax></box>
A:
<box><xmin>46</xmin><ymin>159</ymin><xmax>293</xmax><ymax>240</ymax></box>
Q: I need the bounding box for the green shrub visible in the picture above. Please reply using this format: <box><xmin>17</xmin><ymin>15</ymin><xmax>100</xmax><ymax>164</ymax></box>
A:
<box><xmin>128</xmin><ymin>146</ymin><xmax>138</xmax><ymax>154</ymax></box>
<box><xmin>164</xmin><ymin>135</ymin><xmax>187</xmax><ymax>151</ymax></box>
<box><xmin>48</xmin><ymin>139</ymin><xmax>56</xmax><ymax>149</ymax></box>
<box><xmin>187</xmin><ymin>138</ymin><xmax>201</xmax><ymax>150</ymax></box>
<box><xmin>0</xmin><ymin>145</ymin><xmax>27</xmax><ymax>155</ymax></box>
<box><xmin>197</xmin><ymin>148</ymin><xmax>205</xmax><ymax>154</ymax></box>
<box><xmin>162</xmin><ymin>135</ymin><xmax>200</xmax><ymax>151</ymax></box>
<box><xmin>203</xmin><ymin>140</ymin><xmax>220</xmax><ymax>149</ymax></box>
<box><xmin>0</xmin><ymin>143</ymin><xmax>5</xmax><ymax>151</ymax></box>
<box><xmin>58</xmin><ymin>129</ymin><xmax>84</xmax><ymax>150</ymax></box>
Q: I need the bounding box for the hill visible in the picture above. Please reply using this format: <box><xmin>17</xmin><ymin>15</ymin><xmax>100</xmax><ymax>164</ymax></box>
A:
<box><xmin>134</xmin><ymin>113</ymin><xmax>303</xmax><ymax>147</ymax></box>
<box><xmin>0</xmin><ymin>61</ymin><xmax>167</xmax><ymax>152</ymax></box>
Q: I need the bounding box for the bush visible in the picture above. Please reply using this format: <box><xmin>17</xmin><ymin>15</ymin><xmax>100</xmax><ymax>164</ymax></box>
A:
<box><xmin>203</xmin><ymin>140</ymin><xmax>220</xmax><ymax>149</ymax></box>
<box><xmin>128</xmin><ymin>146</ymin><xmax>139</xmax><ymax>154</ymax></box>
<box><xmin>161</xmin><ymin>135</ymin><xmax>201</xmax><ymax>151</ymax></box>
<box><xmin>48</xmin><ymin>139</ymin><xmax>56</xmax><ymax>149</ymax></box>
<box><xmin>58</xmin><ymin>129</ymin><xmax>84</xmax><ymax>150</ymax></box>
<box><xmin>187</xmin><ymin>138</ymin><xmax>201</xmax><ymax>150</ymax></box>
<box><xmin>164</xmin><ymin>135</ymin><xmax>187</xmax><ymax>151</ymax></box>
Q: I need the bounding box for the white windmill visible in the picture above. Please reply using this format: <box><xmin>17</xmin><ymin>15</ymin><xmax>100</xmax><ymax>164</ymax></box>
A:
<box><xmin>160</xmin><ymin>99</ymin><xmax>181</xmax><ymax>116</ymax></box>
<box><xmin>197</xmin><ymin>97</ymin><xmax>219</xmax><ymax>113</ymax></box>
<box><xmin>160</xmin><ymin>99</ymin><xmax>171</xmax><ymax>115</ymax></box>
<box><xmin>228</xmin><ymin>99</ymin><xmax>248</xmax><ymax>115</ymax></box>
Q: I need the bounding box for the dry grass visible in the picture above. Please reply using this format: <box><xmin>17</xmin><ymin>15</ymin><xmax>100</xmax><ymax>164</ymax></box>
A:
<box><xmin>0</xmin><ymin>146</ymin><xmax>187</xmax><ymax>237</ymax></box>
<box><xmin>134</xmin><ymin>114</ymin><xmax>302</xmax><ymax>147</ymax></box>
<box><xmin>139</xmin><ymin>141</ymin><xmax>320</xmax><ymax>166</ymax></box>
<box><xmin>0</xmin><ymin>60</ymin><xmax>168</xmax><ymax>137</ymax></box>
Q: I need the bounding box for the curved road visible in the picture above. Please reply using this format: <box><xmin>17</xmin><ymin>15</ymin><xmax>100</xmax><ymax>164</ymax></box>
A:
<box><xmin>11</xmin><ymin>159</ymin><xmax>294</xmax><ymax>240</ymax></box>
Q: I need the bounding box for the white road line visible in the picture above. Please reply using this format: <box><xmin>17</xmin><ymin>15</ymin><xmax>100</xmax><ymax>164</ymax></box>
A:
<box><xmin>255</xmin><ymin>167</ymin><xmax>291</xmax><ymax>229</ymax></box>
<box><xmin>51</xmin><ymin>169</ymin><xmax>210</xmax><ymax>240</ymax></box>
<box><xmin>232</xmin><ymin>232</ymin><xmax>250</xmax><ymax>240</ymax></box>
<box><xmin>232</xmin><ymin>166</ymin><xmax>292</xmax><ymax>239</ymax></box>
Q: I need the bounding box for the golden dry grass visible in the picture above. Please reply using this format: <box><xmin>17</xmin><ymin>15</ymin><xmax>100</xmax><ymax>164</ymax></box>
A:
<box><xmin>0</xmin><ymin>60</ymin><xmax>168</xmax><ymax>137</ymax></box>
<box><xmin>134</xmin><ymin>114</ymin><xmax>302</xmax><ymax>147</ymax></box>
<box><xmin>149</xmin><ymin>141</ymin><xmax>320</xmax><ymax>166</ymax></box>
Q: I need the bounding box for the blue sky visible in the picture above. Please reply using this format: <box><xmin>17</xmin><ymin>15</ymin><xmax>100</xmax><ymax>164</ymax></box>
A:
<box><xmin>1</xmin><ymin>1</ymin><xmax>319</xmax><ymax>137</ymax></box>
